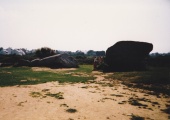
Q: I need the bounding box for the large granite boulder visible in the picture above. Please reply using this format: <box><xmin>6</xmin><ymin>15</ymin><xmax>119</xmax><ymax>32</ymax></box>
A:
<box><xmin>33</xmin><ymin>54</ymin><xmax>79</xmax><ymax>68</ymax></box>
<box><xmin>104</xmin><ymin>41</ymin><xmax>153</xmax><ymax>71</ymax></box>
<box><xmin>30</xmin><ymin>58</ymin><xmax>41</xmax><ymax>67</ymax></box>
<box><xmin>16</xmin><ymin>59</ymin><xmax>30</xmax><ymax>66</ymax></box>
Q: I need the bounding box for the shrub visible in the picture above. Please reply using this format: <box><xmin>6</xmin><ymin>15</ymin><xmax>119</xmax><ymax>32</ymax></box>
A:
<box><xmin>35</xmin><ymin>47</ymin><xmax>55</xmax><ymax>58</ymax></box>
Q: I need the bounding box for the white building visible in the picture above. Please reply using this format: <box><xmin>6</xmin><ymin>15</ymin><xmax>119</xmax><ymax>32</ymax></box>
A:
<box><xmin>0</xmin><ymin>48</ymin><xmax>26</xmax><ymax>56</ymax></box>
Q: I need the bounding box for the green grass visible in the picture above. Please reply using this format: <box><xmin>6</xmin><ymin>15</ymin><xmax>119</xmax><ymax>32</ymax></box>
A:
<box><xmin>45</xmin><ymin>92</ymin><xmax>64</xmax><ymax>99</ymax></box>
<box><xmin>0</xmin><ymin>65</ymin><xmax>94</xmax><ymax>87</ymax></box>
<box><xmin>74</xmin><ymin>65</ymin><xmax>93</xmax><ymax>73</ymax></box>
<box><xmin>109</xmin><ymin>67</ymin><xmax>170</xmax><ymax>95</ymax></box>
<box><xmin>30</xmin><ymin>92</ymin><xmax>42</xmax><ymax>98</ymax></box>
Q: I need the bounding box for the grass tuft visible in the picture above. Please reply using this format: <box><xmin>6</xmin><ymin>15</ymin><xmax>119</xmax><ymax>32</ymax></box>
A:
<box><xmin>45</xmin><ymin>92</ymin><xmax>64</xmax><ymax>99</ymax></box>
<box><xmin>66</xmin><ymin>108</ymin><xmax>77</xmax><ymax>113</ymax></box>
<box><xmin>30</xmin><ymin>92</ymin><xmax>42</xmax><ymax>98</ymax></box>
<box><xmin>131</xmin><ymin>115</ymin><xmax>145</xmax><ymax>120</ymax></box>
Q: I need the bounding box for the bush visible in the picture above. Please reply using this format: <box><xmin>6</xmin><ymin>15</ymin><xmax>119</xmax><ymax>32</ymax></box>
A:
<box><xmin>75</xmin><ymin>56</ymin><xmax>94</xmax><ymax>65</ymax></box>
<box><xmin>35</xmin><ymin>47</ymin><xmax>55</xmax><ymax>58</ymax></box>
<box><xmin>148</xmin><ymin>53</ymin><xmax>170</xmax><ymax>67</ymax></box>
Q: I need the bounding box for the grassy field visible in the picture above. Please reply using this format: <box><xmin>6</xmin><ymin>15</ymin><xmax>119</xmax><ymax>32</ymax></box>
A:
<box><xmin>0</xmin><ymin>65</ymin><xmax>169</xmax><ymax>96</ymax></box>
<box><xmin>0</xmin><ymin>65</ymin><xmax>94</xmax><ymax>87</ymax></box>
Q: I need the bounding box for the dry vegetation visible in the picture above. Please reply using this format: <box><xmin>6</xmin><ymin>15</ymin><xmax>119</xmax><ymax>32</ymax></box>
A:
<box><xmin>0</xmin><ymin>65</ymin><xmax>169</xmax><ymax>120</ymax></box>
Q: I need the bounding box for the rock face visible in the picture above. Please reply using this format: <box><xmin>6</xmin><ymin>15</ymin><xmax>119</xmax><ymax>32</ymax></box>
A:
<box><xmin>31</xmin><ymin>54</ymin><xmax>79</xmax><ymax>68</ymax></box>
<box><xmin>17</xmin><ymin>59</ymin><xmax>30</xmax><ymax>67</ymax></box>
<box><xmin>30</xmin><ymin>59</ymin><xmax>41</xmax><ymax>67</ymax></box>
<box><xmin>104</xmin><ymin>41</ymin><xmax>153</xmax><ymax>71</ymax></box>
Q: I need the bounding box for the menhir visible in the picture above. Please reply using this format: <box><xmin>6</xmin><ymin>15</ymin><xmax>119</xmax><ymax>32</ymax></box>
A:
<box><xmin>104</xmin><ymin>41</ymin><xmax>153</xmax><ymax>72</ymax></box>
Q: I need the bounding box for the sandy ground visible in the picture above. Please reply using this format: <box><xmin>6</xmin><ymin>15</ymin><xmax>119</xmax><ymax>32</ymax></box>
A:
<box><xmin>0</xmin><ymin>70</ymin><xmax>169</xmax><ymax>120</ymax></box>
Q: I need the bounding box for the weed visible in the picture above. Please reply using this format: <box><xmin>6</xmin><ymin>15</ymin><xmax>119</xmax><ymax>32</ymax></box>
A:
<box><xmin>110</xmin><ymin>94</ymin><xmax>124</xmax><ymax>97</ymax></box>
<box><xmin>17</xmin><ymin>102</ymin><xmax>24</xmax><ymax>106</ymax></box>
<box><xmin>161</xmin><ymin>107</ymin><xmax>170</xmax><ymax>114</ymax></box>
<box><xmin>128</xmin><ymin>98</ymin><xmax>148</xmax><ymax>107</ymax></box>
<box><xmin>66</xmin><ymin>108</ymin><xmax>77</xmax><ymax>113</ymax></box>
<box><xmin>30</xmin><ymin>92</ymin><xmax>42</xmax><ymax>98</ymax></box>
<box><xmin>42</xmin><ymin>89</ymin><xmax>50</xmax><ymax>92</ymax></box>
<box><xmin>118</xmin><ymin>101</ymin><xmax>127</xmax><ymax>104</ymax></box>
<box><xmin>17</xmin><ymin>100</ymin><xmax>27</xmax><ymax>107</ymax></box>
<box><xmin>68</xmin><ymin>118</ymin><xmax>74</xmax><ymax>120</ymax></box>
<box><xmin>45</xmin><ymin>92</ymin><xmax>64</xmax><ymax>99</ymax></box>
<box><xmin>152</xmin><ymin>102</ymin><xmax>159</xmax><ymax>105</ymax></box>
<box><xmin>131</xmin><ymin>115</ymin><xmax>144</xmax><ymax>120</ymax></box>
<box><xmin>60</xmin><ymin>103</ymin><xmax>69</xmax><ymax>107</ymax></box>
<box><xmin>81</xmin><ymin>86</ymin><xmax>88</xmax><ymax>89</ymax></box>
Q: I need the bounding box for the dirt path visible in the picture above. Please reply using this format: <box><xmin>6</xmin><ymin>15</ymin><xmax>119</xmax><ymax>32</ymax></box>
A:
<box><xmin>0</xmin><ymin>71</ymin><xmax>169</xmax><ymax>120</ymax></box>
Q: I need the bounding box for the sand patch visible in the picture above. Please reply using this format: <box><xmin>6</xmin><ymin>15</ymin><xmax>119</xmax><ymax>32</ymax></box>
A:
<box><xmin>0</xmin><ymin>72</ymin><xmax>169</xmax><ymax>120</ymax></box>
<box><xmin>32</xmin><ymin>67</ymin><xmax>77</xmax><ymax>73</ymax></box>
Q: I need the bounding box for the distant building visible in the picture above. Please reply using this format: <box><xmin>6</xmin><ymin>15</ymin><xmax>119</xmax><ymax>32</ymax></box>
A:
<box><xmin>0</xmin><ymin>48</ymin><xmax>28</xmax><ymax>56</ymax></box>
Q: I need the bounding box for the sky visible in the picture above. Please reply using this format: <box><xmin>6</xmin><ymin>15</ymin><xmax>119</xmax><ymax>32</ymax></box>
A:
<box><xmin>0</xmin><ymin>0</ymin><xmax>170</xmax><ymax>53</ymax></box>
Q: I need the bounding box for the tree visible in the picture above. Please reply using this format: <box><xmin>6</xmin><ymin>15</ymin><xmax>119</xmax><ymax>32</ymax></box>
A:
<box><xmin>35</xmin><ymin>47</ymin><xmax>55</xmax><ymax>58</ymax></box>
<box><xmin>87</xmin><ymin>50</ymin><xmax>96</xmax><ymax>56</ymax></box>
<box><xmin>96</xmin><ymin>51</ymin><xmax>105</xmax><ymax>56</ymax></box>
<box><xmin>75</xmin><ymin>50</ymin><xmax>85</xmax><ymax>56</ymax></box>
<box><xmin>0</xmin><ymin>47</ymin><xmax>3</xmax><ymax>51</ymax></box>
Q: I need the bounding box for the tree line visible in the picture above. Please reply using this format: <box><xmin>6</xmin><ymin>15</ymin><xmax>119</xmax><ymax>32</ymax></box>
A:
<box><xmin>1</xmin><ymin>47</ymin><xmax>170</xmax><ymax>66</ymax></box>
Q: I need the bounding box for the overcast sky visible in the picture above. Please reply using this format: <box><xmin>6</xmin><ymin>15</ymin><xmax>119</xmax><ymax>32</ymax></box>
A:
<box><xmin>0</xmin><ymin>0</ymin><xmax>170</xmax><ymax>53</ymax></box>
